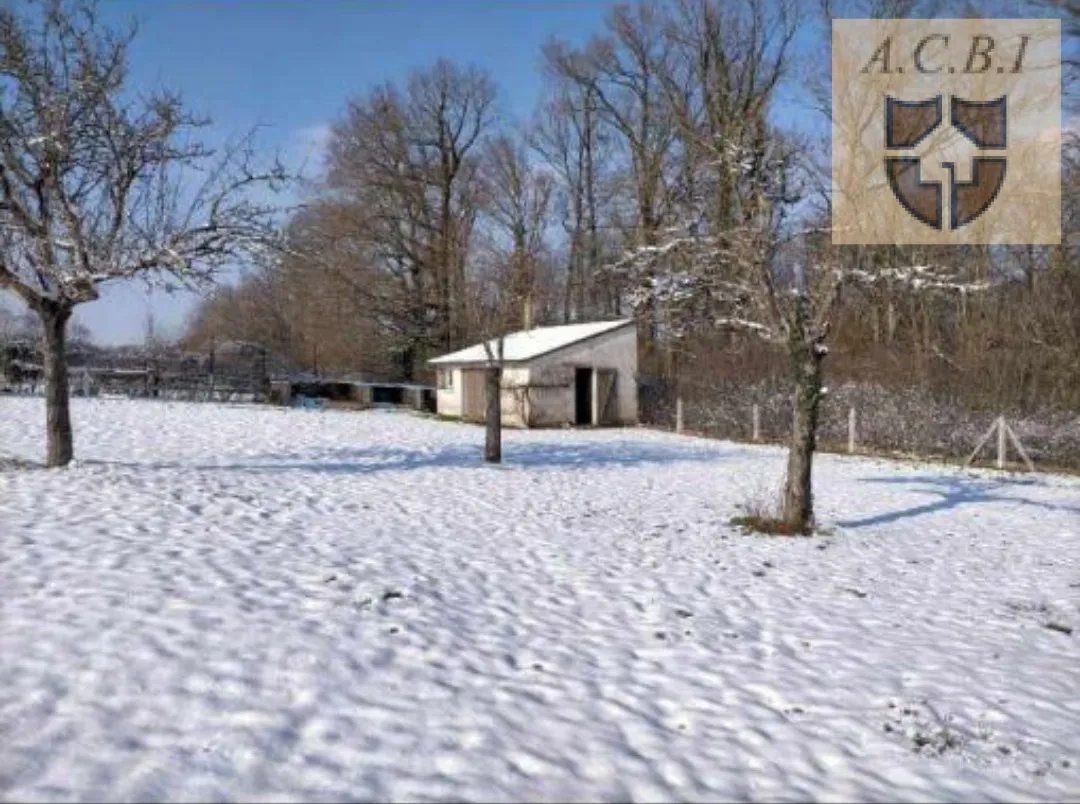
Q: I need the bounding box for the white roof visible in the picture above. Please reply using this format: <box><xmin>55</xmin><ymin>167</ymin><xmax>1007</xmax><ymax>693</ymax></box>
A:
<box><xmin>428</xmin><ymin>319</ymin><xmax>633</xmax><ymax>365</ymax></box>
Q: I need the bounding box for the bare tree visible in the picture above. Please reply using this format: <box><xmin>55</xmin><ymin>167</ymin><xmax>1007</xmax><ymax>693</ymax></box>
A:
<box><xmin>545</xmin><ymin>2</ymin><xmax>680</xmax><ymax>358</ymax></box>
<box><xmin>181</xmin><ymin>60</ymin><xmax>500</xmax><ymax>385</ymax></box>
<box><xmin>619</xmin><ymin>0</ymin><xmax>887</xmax><ymax>531</ymax></box>
<box><xmin>480</xmin><ymin>335</ymin><xmax>505</xmax><ymax>464</ymax></box>
<box><xmin>483</xmin><ymin>131</ymin><xmax>555</xmax><ymax>330</ymax></box>
<box><xmin>547</xmin><ymin>3</ymin><xmax>676</xmax><ymax>250</ymax></box>
<box><xmin>464</xmin><ymin>128</ymin><xmax>558</xmax><ymax>463</ymax></box>
<box><xmin>533</xmin><ymin>67</ymin><xmax>617</xmax><ymax>322</ymax></box>
<box><xmin>616</xmin><ymin>0</ymin><xmax>1016</xmax><ymax>532</ymax></box>
<box><xmin>615</xmin><ymin>0</ymin><xmax>820</xmax><ymax>528</ymax></box>
<box><xmin>406</xmin><ymin>60</ymin><xmax>498</xmax><ymax>350</ymax></box>
<box><xmin>264</xmin><ymin>205</ymin><xmax>401</xmax><ymax>377</ymax></box>
<box><xmin>312</xmin><ymin>60</ymin><xmax>497</xmax><ymax>376</ymax></box>
<box><xmin>0</xmin><ymin>0</ymin><xmax>286</xmax><ymax>466</ymax></box>
<box><xmin>465</xmin><ymin>277</ymin><xmax>521</xmax><ymax>464</ymax></box>
<box><xmin>321</xmin><ymin>88</ymin><xmax>437</xmax><ymax>378</ymax></box>
<box><xmin>0</xmin><ymin>302</ymin><xmax>17</xmax><ymax>361</ymax></box>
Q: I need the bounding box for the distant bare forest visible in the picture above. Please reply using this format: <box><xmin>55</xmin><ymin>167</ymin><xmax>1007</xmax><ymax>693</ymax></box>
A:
<box><xmin>178</xmin><ymin>1</ymin><xmax>1077</xmax><ymax>423</ymax></box>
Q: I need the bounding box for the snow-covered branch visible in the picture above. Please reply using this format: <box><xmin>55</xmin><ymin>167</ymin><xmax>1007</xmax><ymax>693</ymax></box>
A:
<box><xmin>714</xmin><ymin>317</ymin><xmax>777</xmax><ymax>339</ymax></box>
<box><xmin>842</xmin><ymin>264</ymin><xmax>992</xmax><ymax>294</ymax></box>
<box><xmin>0</xmin><ymin>1</ymin><xmax>290</xmax><ymax>311</ymax></box>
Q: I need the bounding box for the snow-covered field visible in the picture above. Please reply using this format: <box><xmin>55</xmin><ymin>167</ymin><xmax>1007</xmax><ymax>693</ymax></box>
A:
<box><xmin>1</xmin><ymin>397</ymin><xmax>1078</xmax><ymax>803</ymax></box>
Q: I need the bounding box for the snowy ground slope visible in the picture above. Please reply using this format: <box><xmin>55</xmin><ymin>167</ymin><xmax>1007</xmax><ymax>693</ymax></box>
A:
<box><xmin>1</xmin><ymin>397</ymin><xmax>1078</xmax><ymax>803</ymax></box>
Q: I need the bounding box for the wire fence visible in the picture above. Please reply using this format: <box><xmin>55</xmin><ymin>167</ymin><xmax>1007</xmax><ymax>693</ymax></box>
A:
<box><xmin>639</xmin><ymin>375</ymin><xmax>1080</xmax><ymax>472</ymax></box>
<box><xmin>7</xmin><ymin>337</ymin><xmax>1077</xmax><ymax>471</ymax></box>
<box><xmin>2</xmin><ymin>340</ymin><xmax>281</xmax><ymax>403</ymax></box>
<box><xmin>1</xmin><ymin>340</ymin><xmax>438</xmax><ymax>412</ymax></box>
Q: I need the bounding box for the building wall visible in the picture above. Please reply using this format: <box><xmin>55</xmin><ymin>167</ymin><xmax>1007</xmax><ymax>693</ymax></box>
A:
<box><xmin>436</xmin><ymin>368</ymin><xmax>463</xmax><ymax>418</ymax></box>
<box><xmin>501</xmin><ymin>367</ymin><xmax>530</xmax><ymax>428</ymax></box>
<box><xmin>433</xmin><ymin>324</ymin><xmax>638</xmax><ymax>427</ymax></box>
<box><xmin>528</xmin><ymin>325</ymin><xmax>638</xmax><ymax>425</ymax></box>
<box><xmin>436</xmin><ymin>366</ymin><xmax>531</xmax><ymax>427</ymax></box>
<box><xmin>512</xmin><ymin>364</ymin><xmax>567</xmax><ymax>426</ymax></box>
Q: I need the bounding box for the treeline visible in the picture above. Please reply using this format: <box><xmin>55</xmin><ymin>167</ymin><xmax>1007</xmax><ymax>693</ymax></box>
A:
<box><xmin>183</xmin><ymin>0</ymin><xmax>1080</xmax><ymax>414</ymax></box>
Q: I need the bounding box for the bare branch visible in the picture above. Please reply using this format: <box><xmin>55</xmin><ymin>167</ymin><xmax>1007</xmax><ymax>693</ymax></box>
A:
<box><xmin>0</xmin><ymin>0</ymin><xmax>289</xmax><ymax>312</ymax></box>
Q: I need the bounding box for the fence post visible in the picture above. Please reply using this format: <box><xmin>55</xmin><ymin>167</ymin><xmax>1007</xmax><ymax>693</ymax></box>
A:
<box><xmin>848</xmin><ymin>406</ymin><xmax>857</xmax><ymax>454</ymax></box>
<box><xmin>676</xmin><ymin>396</ymin><xmax>684</xmax><ymax>434</ymax></box>
<box><xmin>261</xmin><ymin>346</ymin><xmax>269</xmax><ymax>401</ymax></box>
<box><xmin>208</xmin><ymin>339</ymin><xmax>216</xmax><ymax>402</ymax></box>
<box><xmin>965</xmin><ymin>418</ymin><xmax>1000</xmax><ymax>469</ymax></box>
<box><xmin>752</xmin><ymin>404</ymin><xmax>761</xmax><ymax>442</ymax></box>
<box><xmin>996</xmin><ymin>415</ymin><xmax>1006</xmax><ymax>469</ymax></box>
<box><xmin>1003</xmin><ymin>419</ymin><xmax>1035</xmax><ymax>472</ymax></box>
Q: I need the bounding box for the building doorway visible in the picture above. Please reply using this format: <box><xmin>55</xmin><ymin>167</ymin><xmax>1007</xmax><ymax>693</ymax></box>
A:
<box><xmin>574</xmin><ymin>367</ymin><xmax>593</xmax><ymax>425</ymax></box>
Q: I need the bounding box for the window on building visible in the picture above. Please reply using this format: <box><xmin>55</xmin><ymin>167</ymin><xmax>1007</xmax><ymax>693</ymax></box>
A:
<box><xmin>437</xmin><ymin>369</ymin><xmax>453</xmax><ymax>390</ymax></box>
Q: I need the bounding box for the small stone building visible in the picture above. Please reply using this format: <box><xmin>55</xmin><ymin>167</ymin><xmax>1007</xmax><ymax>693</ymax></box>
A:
<box><xmin>428</xmin><ymin>319</ymin><xmax>638</xmax><ymax>428</ymax></box>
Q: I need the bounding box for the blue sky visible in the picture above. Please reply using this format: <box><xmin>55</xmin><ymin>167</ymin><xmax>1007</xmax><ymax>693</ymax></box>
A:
<box><xmin>11</xmin><ymin>0</ymin><xmax>621</xmax><ymax>344</ymax></box>
<box><xmin>0</xmin><ymin>1</ymin><xmax>1071</xmax><ymax>344</ymax></box>
<box><xmin>47</xmin><ymin>0</ymin><xmax>824</xmax><ymax>345</ymax></box>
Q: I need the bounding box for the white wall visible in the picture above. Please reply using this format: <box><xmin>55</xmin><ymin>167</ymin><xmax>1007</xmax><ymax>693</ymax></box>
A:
<box><xmin>529</xmin><ymin>325</ymin><xmax>638</xmax><ymax>425</ymax></box>
<box><xmin>432</xmin><ymin>324</ymin><xmax>638</xmax><ymax>427</ymax></box>
<box><xmin>500</xmin><ymin>367</ymin><xmax>530</xmax><ymax>428</ymax></box>
<box><xmin>435</xmin><ymin>368</ymin><xmax>462</xmax><ymax>417</ymax></box>
<box><xmin>436</xmin><ymin>366</ymin><xmax>530</xmax><ymax>426</ymax></box>
<box><xmin>522</xmin><ymin>368</ymin><xmax>572</xmax><ymax>427</ymax></box>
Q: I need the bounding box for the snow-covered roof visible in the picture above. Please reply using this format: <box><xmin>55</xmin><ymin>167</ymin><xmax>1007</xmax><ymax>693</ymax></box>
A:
<box><xmin>429</xmin><ymin>319</ymin><xmax>634</xmax><ymax>366</ymax></box>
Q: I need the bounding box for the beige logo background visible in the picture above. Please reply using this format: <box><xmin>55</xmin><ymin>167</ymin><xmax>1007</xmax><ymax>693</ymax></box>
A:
<box><xmin>832</xmin><ymin>19</ymin><xmax>1061</xmax><ymax>245</ymax></box>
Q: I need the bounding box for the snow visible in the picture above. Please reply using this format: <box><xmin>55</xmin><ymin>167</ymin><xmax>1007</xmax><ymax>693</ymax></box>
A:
<box><xmin>714</xmin><ymin>317</ymin><xmax>775</xmax><ymax>339</ymax></box>
<box><xmin>428</xmin><ymin>319</ymin><xmax>632</xmax><ymax>365</ymax></box>
<box><xmin>1</xmin><ymin>396</ymin><xmax>1079</xmax><ymax>803</ymax></box>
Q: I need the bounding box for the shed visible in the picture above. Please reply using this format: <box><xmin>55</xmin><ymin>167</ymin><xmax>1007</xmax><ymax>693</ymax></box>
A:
<box><xmin>428</xmin><ymin>319</ymin><xmax>637</xmax><ymax>428</ymax></box>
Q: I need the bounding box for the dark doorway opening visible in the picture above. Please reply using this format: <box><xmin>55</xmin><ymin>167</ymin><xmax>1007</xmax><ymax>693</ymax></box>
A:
<box><xmin>419</xmin><ymin>388</ymin><xmax>437</xmax><ymax>413</ymax></box>
<box><xmin>575</xmin><ymin>367</ymin><xmax>592</xmax><ymax>425</ymax></box>
<box><xmin>372</xmin><ymin>385</ymin><xmax>405</xmax><ymax>405</ymax></box>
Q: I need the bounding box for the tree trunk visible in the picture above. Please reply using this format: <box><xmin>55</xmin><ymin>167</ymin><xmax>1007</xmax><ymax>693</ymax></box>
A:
<box><xmin>563</xmin><ymin>239</ymin><xmax>580</xmax><ymax>324</ymax></box>
<box><xmin>782</xmin><ymin>344</ymin><xmax>825</xmax><ymax>533</ymax></box>
<box><xmin>484</xmin><ymin>364</ymin><xmax>502</xmax><ymax>463</ymax></box>
<box><xmin>40</xmin><ymin>302</ymin><xmax>74</xmax><ymax>468</ymax></box>
<box><xmin>399</xmin><ymin>342</ymin><xmax>416</xmax><ymax>383</ymax></box>
<box><xmin>583</xmin><ymin>88</ymin><xmax>599</xmax><ymax>318</ymax></box>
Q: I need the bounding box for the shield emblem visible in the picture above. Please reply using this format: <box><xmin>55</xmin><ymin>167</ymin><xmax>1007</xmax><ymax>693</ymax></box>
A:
<box><xmin>884</xmin><ymin>94</ymin><xmax>1007</xmax><ymax>231</ymax></box>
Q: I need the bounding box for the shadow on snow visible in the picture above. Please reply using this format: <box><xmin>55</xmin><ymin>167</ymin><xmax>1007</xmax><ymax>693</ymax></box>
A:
<box><xmin>836</xmin><ymin>474</ymin><xmax>1080</xmax><ymax>528</ymax></box>
<box><xmin>86</xmin><ymin>439</ymin><xmax>736</xmax><ymax>475</ymax></box>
